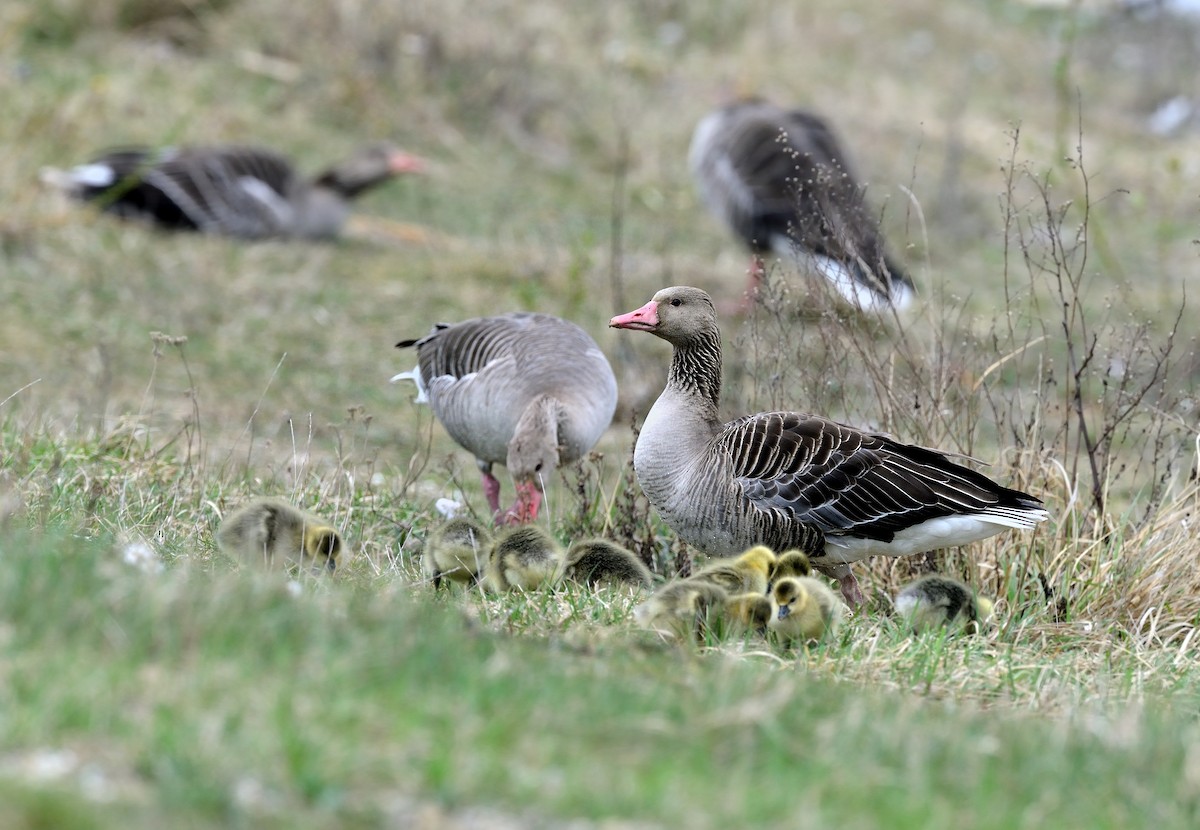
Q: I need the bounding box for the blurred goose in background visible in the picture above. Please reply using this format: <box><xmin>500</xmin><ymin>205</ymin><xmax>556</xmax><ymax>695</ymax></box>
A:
<box><xmin>217</xmin><ymin>498</ymin><xmax>346</xmax><ymax>573</ymax></box>
<box><xmin>564</xmin><ymin>539</ymin><xmax>655</xmax><ymax>588</ymax></box>
<box><xmin>689</xmin><ymin>98</ymin><xmax>913</xmax><ymax>312</ymax></box>
<box><xmin>423</xmin><ymin>516</ymin><xmax>493</xmax><ymax>588</ymax></box>
<box><xmin>42</xmin><ymin>143</ymin><xmax>424</xmax><ymax>239</ymax></box>
<box><xmin>393</xmin><ymin>312</ymin><xmax>618</xmax><ymax>525</ymax></box>
<box><xmin>768</xmin><ymin>576</ymin><xmax>844</xmax><ymax>643</ymax></box>
<box><xmin>485</xmin><ymin>525</ymin><xmax>565</xmax><ymax>591</ymax></box>
<box><xmin>895</xmin><ymin>574</ymin><xmax>994</xmax><ymax>634</ymax></box>
<box><xmin>610</xmin><ymin>286</ymin><xmax>1049</xmax><ymax>607</ymax></box>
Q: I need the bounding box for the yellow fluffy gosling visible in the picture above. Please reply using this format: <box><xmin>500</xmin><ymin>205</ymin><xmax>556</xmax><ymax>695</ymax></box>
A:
<box><xmin>718</xmin><ymin>592</ymin><xmax>773</xmax><ymax>638</ymax></box>
<box><xmin>217</xmin><ymin>498</ymin><xmax>345</xmax><ymax>574</ymax></box>
<box><xmin>768</xmin><ymin>576</ymin><xmax>844</xmax><ymax>644</ymax></box>
<box><xmin>423</xmin><ymin>517</ymin><xmax>492</xmax><ymax>588</ymax></box>
<box><xmin>894</xmin><ymin>574</ymin><xmax>994</xmax><ymax>634</ymax></box>
<box><xmin>485</xmin><ymin>525</ymin><xmax>565</xmax><ymax>591</ymax></box>
<box><xmin>563</xmin><ymin>539</ymin><xmax>654</xmax><ymax>589</ymax></box>
<box><xmin>769</xmin><ymin>549</ymin><xmax>812</xmax><ymax>585</ymax></box>
<box><xmin>633</xmin><ymin>580</ymin><xmax>730</xmax><ymax>641</ymax></box>
<box><xmin>690</xmin><ymin>545</ymin><xmax>777</xmax><ymax>595</ymax></box>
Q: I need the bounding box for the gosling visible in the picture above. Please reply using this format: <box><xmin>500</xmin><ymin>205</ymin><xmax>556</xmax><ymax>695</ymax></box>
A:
<box><xmin>423</xmin><ymin>517</ymin><xmax>493</xmax><ymax>588</ymax></box>
<box><xmin>768</xmin><ymin>576</ymin><xmax>844</xmax><ymax>644</ymax></box>
<box><xmin>563</xmin><ymin>539</ymin><xmax>654</xmax><ymax>589</ymax></box>
<box><xmin>633</xmin><ymin>580</ymin><xmax>731</xmax><ymax>642</ymax></box>
<box><xmin>217</xmin><ymin>498</ymin><xmax>345</xmax><ymax>574</ymax></box>
<box><xmin>894</xmin><ymin>574</ymin><xmax>994</xmax><ymax>634</ymax></box>
<box><xmin>718</xmin><ymin>592</ymin><xmax>774</xmax><ymax>638</ymax></box>
<box><xmin>485</xmin><ymin>525</ymin><xmax>565</xmax><ymax>591</ymax></box>
<box><xmin>769</xmin><ymin>550</ymin><xmax>812</xmax><ymax>585</ymax></box>
<box><xmin>689</xmin><ymin>545</ymin><xmax>777</xmax><ymax>595</ymax></box>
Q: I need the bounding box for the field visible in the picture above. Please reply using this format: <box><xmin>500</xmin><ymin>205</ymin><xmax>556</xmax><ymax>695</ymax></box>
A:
<box><xmin>3</xmin><ymin>0</ymin><xmax>1200</xmax><ymax>827</ymax></box>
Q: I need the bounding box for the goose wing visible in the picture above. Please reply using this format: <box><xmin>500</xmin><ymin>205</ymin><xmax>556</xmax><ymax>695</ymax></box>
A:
<box><xmin>720</xmin><ymin>412</ymin><xmax>1042</xmax><ymax>543</ymax></box>
<box><xmin>142</xmin><ymin>146</ymin><xmax>299</xmax><ymax>236</ymax></box>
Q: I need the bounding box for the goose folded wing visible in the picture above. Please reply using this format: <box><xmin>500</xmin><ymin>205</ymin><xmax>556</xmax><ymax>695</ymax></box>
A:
<box><xmin>724</xmin><ymin>413</ymin><xmax>1018</xmax><ymax>543</ymax></box>
<box><xmin>147</xmin><ymin>147</ymin><xmax>299</xmax><ymax>235</ymax></box>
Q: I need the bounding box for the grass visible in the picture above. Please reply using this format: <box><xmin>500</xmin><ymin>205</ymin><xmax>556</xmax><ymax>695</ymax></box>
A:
<box><xmin>3</xmin><ymin>0</ymin><xmax>1200</xmax><ymax>826</ymax></box>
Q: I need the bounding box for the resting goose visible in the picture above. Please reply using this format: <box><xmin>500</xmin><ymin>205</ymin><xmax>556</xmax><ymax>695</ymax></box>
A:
<box><xmin>393</xmin><ymin>312</ymin><xmax>618</xmax><ymax>525</ymax></box>
<box><xmin>689</xmin><ymin>98</ymin><xmax>914</xmax><ymax>312</ymax></box>
<box><xmin>43</xmin><ymin>143</ymin><xmax>424</xmax><ymax>239</ymax></box>
<box><xmin>610</xmin><ymin>286</ymin><xmax>1049</xmax><ymax>606</ymax></box>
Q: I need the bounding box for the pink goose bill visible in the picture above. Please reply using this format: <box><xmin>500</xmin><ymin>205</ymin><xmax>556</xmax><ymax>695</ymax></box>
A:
<box><xmin>610</xmin><ymin>301</ymin><xmax>659</xmax><ymax>331</ymax></box>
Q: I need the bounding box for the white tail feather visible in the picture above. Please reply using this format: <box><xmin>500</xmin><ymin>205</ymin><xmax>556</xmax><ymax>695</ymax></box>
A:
<box><xmin>389</xmin><ymin>365</ymin><xmax>428</xmax><ymax>403</ymax></box>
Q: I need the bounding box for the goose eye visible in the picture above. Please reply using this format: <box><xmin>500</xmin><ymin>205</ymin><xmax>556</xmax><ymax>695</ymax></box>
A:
<box><xmin>670</xmin><ymin>299</ymin><xmax>682</xmax><ymax>307</ymax></box>
<box><xmin>534</xmin><ymin>462</ymin><xmax>543</xmax><ymax>472</ymax></box>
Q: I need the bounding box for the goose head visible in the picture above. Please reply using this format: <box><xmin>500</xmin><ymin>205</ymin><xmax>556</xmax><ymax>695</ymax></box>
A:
<box><xmin>609</xmin><ymin>285</ymin><xmax>717</xmax><ymax>346</ymax></box>
<box><xmin>312</xmin><ymin>143</ymin><xmax>426</xmax><ymax>198</ymax></box>
<box><xmin>499</xmin><ymin>395</ymin><xmax>563</xmax><ymax>524</ymax></box>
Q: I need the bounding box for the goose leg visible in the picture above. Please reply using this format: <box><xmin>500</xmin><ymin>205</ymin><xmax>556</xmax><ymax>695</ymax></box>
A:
<box><xmin>721</xmin><ymin>254</ymin><xmax>766</xmax><ymax>316</ymax></box>
<box><xmin>837</xmin><ymin>571</ymin><xmax>864</xmax><ymax>607</ymax></box>
<box><xmin>747</xmin><ymin>253</ymin><xmax>766</xmax><ymax>299</ymax></box>
<box><xmin>478</xmin><ymin>461</ymin><xmax>503</xmax><ymax>517</ymax></box>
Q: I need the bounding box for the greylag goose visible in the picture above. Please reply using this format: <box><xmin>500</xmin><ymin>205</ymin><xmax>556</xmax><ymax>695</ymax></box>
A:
<box><xmin>217</xmin><ymin>498</ymin><xmax>346</xmax><ymax>573</ymax></box>
<box><xmin>689</xmin><ymin>98</ymin><xmax>914</xmax><ymax>312</ymax></box>
<box><xmin>43</xmin><ymin>143</ymin><xmax>424</xmax><ymax>238</ymax></box>
<box><xmin>769</xmin><ymin>576</ymin><xmax>845</xmax><ymax>643</ymax></box>
<box><xmin>610</xmin><ymin>286</ymin><xmax>1049</xmax><ymax>606</ymax></box>
<box><xmin>895</xmin><ymin>574</ymin><xmax>994</xmax><ymax>634</ymax></box>
<box><xmin>393</xmin><ymin>312</ymin><xmax>618</xmax><ymax>525</ymax></box>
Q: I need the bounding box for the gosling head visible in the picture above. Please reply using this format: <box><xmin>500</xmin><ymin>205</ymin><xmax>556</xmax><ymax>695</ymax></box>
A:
<box><xmin>303</xmin><ymin>525</ymin><xmax>343</xmax><ymax>573</ymax></box>
<box><xmin>771</xmin><ymin>577</ymin><xmax>811</xmax><ymax>621</ymax></box>
<box><xmin>771</xmin><ymin>550</ymin><xmax>812</xmax><ymax>582</ymax></box>
<box><xmin>736</xmin><ymin>545</ymin><xmax>778</xmax><ymax>579</ymax></box>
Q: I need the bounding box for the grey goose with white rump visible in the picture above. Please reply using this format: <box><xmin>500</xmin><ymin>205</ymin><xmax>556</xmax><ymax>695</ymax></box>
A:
<box><xmin>610</xmin><ymin>285</ymin><xmax>1047</xmax><ymax>605</ymax></box>
<box><xmin>393</xmin><ymin>312</ymin><xmax>617</xmax><ymax>525</ymax></box>
<box><xmin>690</xmin><ymin>98</ymin><xmax>913</xmax><ymax>312</ymax></box>
<box><xmin>44</xmin><ymin>143</ymin><xmax>424</xmax><ymax>239</ymax></box>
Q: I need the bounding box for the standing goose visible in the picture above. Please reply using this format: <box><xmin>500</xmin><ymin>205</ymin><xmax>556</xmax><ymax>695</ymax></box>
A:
<box><xmin>689</xmin><ymin>98</ymin><xmax>914</xmax><ymax>312</ymax></box>
<box><xmin>393</xmin><ymin>312</ymin><xmax>618</xmax><ymax>525</ymax></box>
<box><xmin>610</xmin><ymin>286</ymin><xmax>1049</xmax><ymax>606</ymax></box>
<box><xmin>43</xmin><ymin>143</ymin><xmax>424</xmax><ymax>239</ymax></box>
